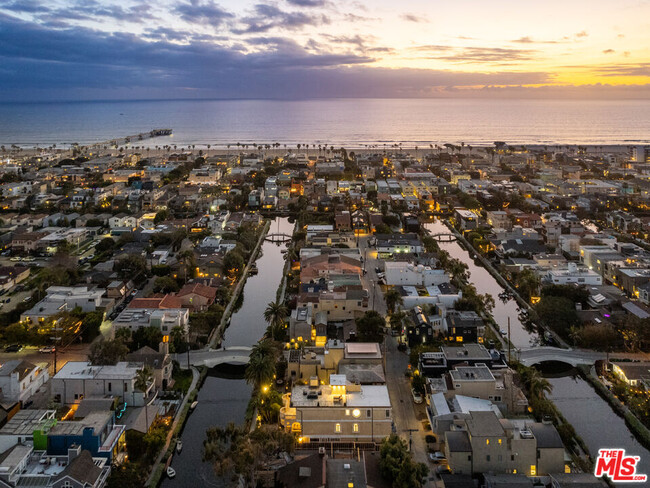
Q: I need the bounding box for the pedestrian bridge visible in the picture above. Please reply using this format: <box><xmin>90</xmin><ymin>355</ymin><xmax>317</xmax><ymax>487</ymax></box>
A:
<box><xmin>518</xmin><ymin>347</ymin><xmax>606</xmax><ymax>367</ymax></box>
<box><xmin>174</xmin><ymin>346</ymin><xmax>253</xmax><ymax>368</ymax></box>
<box><xmin>429</xmin><ymin>233</ymin><xmax>457</xmax><ymax>242</ymax></box>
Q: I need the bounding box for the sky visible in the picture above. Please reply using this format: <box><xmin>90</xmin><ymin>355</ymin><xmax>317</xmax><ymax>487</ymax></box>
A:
<box><xmin>1</xmin><ymin>0</ymin><xmax>649</xmax><ymax>101</ymax></box>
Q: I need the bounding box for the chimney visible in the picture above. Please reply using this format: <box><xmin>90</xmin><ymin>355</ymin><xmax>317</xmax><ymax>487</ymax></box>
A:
<box><xmin>68</xmin><ymin>444</ymin><xmax>81</xmax><ymax>462</ymax></box>
<box><xmin>159</xmin><ymin>341</ymin><xmax>169</xmax><ymax>355</ymax></box>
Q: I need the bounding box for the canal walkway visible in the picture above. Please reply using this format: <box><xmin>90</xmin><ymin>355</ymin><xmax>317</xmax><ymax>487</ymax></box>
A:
<box><xmin>207</xmin><ymin>220</ymin><xmax>271</xmax><ymax>348</ymax></box>
<box><xmin>145</xmin><ymin>366</ymin><xmax>200</xmax><ymax>486</ymax></box>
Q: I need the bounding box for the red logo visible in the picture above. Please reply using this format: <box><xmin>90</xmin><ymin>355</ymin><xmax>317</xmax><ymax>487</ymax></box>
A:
<box><xmin>595</xmin><ymin>449</ymin><xmax>647</xmax><ymax>482</ymax></box>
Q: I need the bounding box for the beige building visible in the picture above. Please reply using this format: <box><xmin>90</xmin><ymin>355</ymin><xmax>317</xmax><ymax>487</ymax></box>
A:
<box><xmin>280</xmin><ymin>375</ymin><xmax>392</xmax><ymax>443</ymax></box>
<box><xmin>286</xmin><ymin>341</ymin><xmax>384</xmax><ymax>385</ymax></box>
<box><xmin>444</xmin><ymin>411</ymin><xmax>565</xmax><ymax>477</ymax></box>
<box><xmin>447</xmin><ymin>365</ymin><xmax>528</xmax><ymax>415</ymax></box>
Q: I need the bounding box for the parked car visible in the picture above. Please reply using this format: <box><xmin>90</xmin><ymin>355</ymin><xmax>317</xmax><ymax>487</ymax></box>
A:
<box><xmin>22</xmin><ymin>256</ymin><xmax>35</xmax><ymax>262</ymax></box>
<box><xmin>23</xmin><ymin>296</ymin><xmax>32</xmax><ymax>302</ymax></box>
<box><xmin>39</xmin><ymin>346</ymin><xmax>56</xmax><ymax>354</ymax></box>
<box><xmin>9</xmin><ymin>257</ymin><xmax>21</xmax><ymax>262</ymax></box>
<box><xmin>4</xmin><ymin>344</ymin><xmax>23</xmax><ymax>353</ymax></box>
<box><xmin>411</xmin><ymin>388</ymin><xmax>423</xmax><ymax>404</ymax></box>
<box><xmin>429</xmin><ymin>452</ymin><xmax>446</xmax><ymax>462</ymax></box>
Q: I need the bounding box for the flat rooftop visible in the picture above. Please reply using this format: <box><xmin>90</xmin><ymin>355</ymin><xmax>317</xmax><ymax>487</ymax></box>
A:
<box><xmin>290</xmin><ymin>384</ymin><xmax>390</xmax><ymax>408</ymax></box>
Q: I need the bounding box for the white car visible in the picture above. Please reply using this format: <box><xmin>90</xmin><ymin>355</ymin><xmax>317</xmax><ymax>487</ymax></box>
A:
<box><xmin>9</xmin><ymin>257</ymin><xmax>21</xmax><ymax>262</ymax></box>
<box><xmin>411</xmin><ymin>388</ymin><xmax>423</xmax><ymax>404</ymax></box>
<box><xmin>39</xmin><ymin>346</ymin><xmax>56</xmax><ymax>353</ymax></box>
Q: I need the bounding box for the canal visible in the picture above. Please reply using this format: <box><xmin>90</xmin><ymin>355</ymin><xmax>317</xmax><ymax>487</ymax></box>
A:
<box><xmin>424</xmin><ymin>220</ymin><xmax>536</xmax><ymax>349</ymax></box>
<box><xmin>548</xmin><ymin>374</ymin><xmax>650</xmax><ymax>485</ymax></box>
<box><xmin>423</xmin><ymin>220</ymin><xmax>649</xmax><ymax>482</ymax></box>
<box><xmin>161</xmin><ymin>217</ymin><xmax>294</xmax><ymax>486</ymax></box>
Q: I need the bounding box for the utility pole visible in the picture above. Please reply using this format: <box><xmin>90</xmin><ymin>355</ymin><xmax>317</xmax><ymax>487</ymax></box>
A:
<box><xmin>404</xmin><ymin>428</ymin><xmax>418</xmax><ymax>453</ymax></box>
<box><xmin>51</xmin><ymin>323</ymin><xmax>63</xmax><ymax>375</ymax></box>
<box><xmin>507</xmin><ymin>317</ymin><xmax>511</xmax><ymax>365</ymax></box>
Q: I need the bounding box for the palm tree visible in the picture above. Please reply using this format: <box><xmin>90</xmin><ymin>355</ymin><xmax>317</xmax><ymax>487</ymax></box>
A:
<box><xmin>245</xmin><ymin>341</ymin><xmax>277</xmax><ymax>389</ymax></box>
<box><xmin>264</xmin><ymin>301</ymin><xmax>288</xmax><ymax>338</ymax></box>
<box><xmin>384</xmin><ymin>288</ymin><xmax>404</xmax><ymax>315</ymax></box>
<box><xmin>135</xmin><ymin>365</ymin><xmax>153</xmax><ymax>393</ymax></box>
<box><xmin>523</xmin><ymin>368</ymin><xmax>553</xmax><ymax>399</ymax></box>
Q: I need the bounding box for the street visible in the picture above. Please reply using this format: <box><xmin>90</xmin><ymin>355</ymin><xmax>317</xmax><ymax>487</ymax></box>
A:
<box><xmin>359</xmin><ymin>235</ymin><xmax>438</xmax><ymax>485</ymax></box>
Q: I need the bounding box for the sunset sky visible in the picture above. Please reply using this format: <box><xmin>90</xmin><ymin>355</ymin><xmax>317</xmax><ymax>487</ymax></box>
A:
<box><xmin>1</xmin><ymin>0</ymin><xmax>649</xmax><ymax>100</ymax></box>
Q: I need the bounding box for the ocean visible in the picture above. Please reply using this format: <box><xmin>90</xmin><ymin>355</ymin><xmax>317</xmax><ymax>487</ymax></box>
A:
<box><xmin>0</xmin><ymin>98</ymin><xmax>648</xmax><ymax>148</ymax></box>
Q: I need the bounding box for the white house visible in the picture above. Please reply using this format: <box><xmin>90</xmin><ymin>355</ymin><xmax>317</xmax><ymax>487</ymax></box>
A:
<box><xmin>545</xmin><ymin>262</ymin><xmax>603</xmax><ymax>286</ymax></box>
<box><xmin>384</xmin><ymin>262</ymin><xmax>449</xmax><ymax>287</ymax></box>
<box><xmin>21</xmin><ymin>286</ymin><xmax>105</xmax><ymax>324</ymax></box>
<box><xmin>113</xmin><ymin>308</ymin><xmax>189</xmax><ymax>335</ymax></box>
<box><xmin>108</xmin><ymin>213</ymin><xmax>140</xmax><ymax>229</ymax></box>
<box><xmin>51</xmin><ymin>361</ymin><xmax>154</xmax><ymax>406</ymax></box>
<box><xmin>0</xmin><ymin>360</ymin><xmax>49</xmax><ymax>404</ymax></box>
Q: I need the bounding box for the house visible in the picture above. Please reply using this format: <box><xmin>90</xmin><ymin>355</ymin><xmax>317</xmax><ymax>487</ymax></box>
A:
<box><xmin>51</xmin><ymin>361</ymin><xmax>154</xmax><ymax>407</ymax></box>
<box><xmin>0</xmin><ymin>266</ymin><xmax>29</xmax><ymax>292</ymax></box>
<box><xmin>50</xmin><ymin>448</ymin><xmax>110</xmax><ymax>488</ymax></box>
<box><xmin>545</xmin><ymin>263</ymin><xmax>602</xmax><ymax>286</ymax></box>
<box><xmin>126</xmin><ymin>344</ymin><xmax>173</xmax><ymax>390</ymax></box>
<box><xmin>113</xmin><ymin>307</ymin><xmax>189</xmax><ymax>336</ymax></box>
<box><xmin>175</xmin><ymin>283</ymin><xmax>217</xmax><ymax>311</ymax></box>
<box><xmin>21</xmin><ymin>286</ymin><xmax>106</xmax><ymax>324</ymax></box>
<box><xmin>280</xmin><ymin>375</ymin><xmax>392</xmax><ymax>442</ymax></box>
<box><xmin>383</xmin><ymin>262</ymin><xmax>449</xmax><ymax>287</ymax></box>
<box><xmin>610</xmin><ymin>361</ymin><xmax>650</xmax><ymax>387</ymax></box>
<box><xmin>443</xmin><ymin>410</ymin><xmax>565</xmax><ymax>476</ymax></box>
<box><xmin>445</xmin><ymin>310</ymin><xmax>485</xmax><ymax>343</ymax></box>
<box><xmin>0</xmin><ymin>360</ymin><xmax>49</xmax><ymax>404</ymax></box>
<box><xmin>455</xmin><ymin>209</ymin><xmax>479</xmax><ymax>230</ymax></box>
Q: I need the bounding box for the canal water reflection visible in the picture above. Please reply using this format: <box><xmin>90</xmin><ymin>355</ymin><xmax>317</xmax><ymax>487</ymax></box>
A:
<box><xmin>424</xmin><ymin>220</ymin><xmax>536</xmax><ymax>348</ymax></box>
<box><xmin>161</xmin><ymin>217</ymin><xmax>293</xmax><ymax>486</ymax></box>
<box><xmin>548</xmin><ymin>375</ymin><xmax>650</xmax><ymax>485</ymax></box>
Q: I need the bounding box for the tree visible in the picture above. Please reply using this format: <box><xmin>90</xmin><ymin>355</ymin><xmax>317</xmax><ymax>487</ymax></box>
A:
<box><xmin>534</xmin><ymin>295</ymin><xmax>580</xmax><ymax>336</ymax></box>
<box><xmin>135</xmin><ymin>365</ymin><xmax>153</xmax><ymax>392</ymax></box>
<box><xmin>132</xmin><ymin>326</ymin><xmax>163</xmax><ymax>351</ymax></box>
<box><xmin>384</xmin><ymin>288</ymin><xmax>404</xmax><ymax>315</ymax></box>
<box><xmin>81</xmin><ymin>311</ymin><xmax>104</xmax><ymax>342</ymax></box>
<box><xmin>223</xmin><ymin>249</ymin><xmax>245</xmax><ymax>282</ymax></box>
<box><xmin>153</xmin><ymin>276</ymin><xmax>180</xmax><ymax>293</ymax></box>
<box><xmin>355</xmin><ymin>311</ymin><xmax>385</xmax><ymax>342</ymax></box>
<box><xmin>379</xmin><ymin>434</ymin><xmax>428</xmax><ymax>488</ymax></box>
<box><xmin>106</xmin><ymin>462</ymin><xmax>145</xmax><ymax>488</ymax></box>
<box><xmin>521</xmin><ymin>367</ymin><xmax>553</xmax><ymax>400</ymax></box>
<box><xmin>95</xmin><ymin>237</ymin><xmax>115</xmax><ymax>254</ymax></box>
<box><xmin>263</xmin><ymin>301</ymin><xmax>288</xmax><ymax>339</ymax></box>
<box><xmin>89</xmin><ymin>338</ymin><xmax>128</xmax><ymax>365</ymax></box>
<box><xmin>244</xmin><ymin>340</ymin><xmax>278</xmax><ymax>389</ymax></box>
<box><xmin>153</xmin><ymin>209</ymin><xmax>169</xmax><ymax>224</ymax></box>
<box><xmin>114</xmin><ymin>255</ymin><xmax>147</xmax><ymax>281</ymax></box>
<box><xmin>203</xmin><ymin>424</ymin><xmax>294</xmax><ymax>487</ymax></box>
<box><xmin>513</xmin><ymin>268</ymin><xmax>541</xmax><ymax>302</ymax></box>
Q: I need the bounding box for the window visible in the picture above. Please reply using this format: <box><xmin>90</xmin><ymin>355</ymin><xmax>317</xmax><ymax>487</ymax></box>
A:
<box><xmin>125</xmin><ymin>382</ymin><xmax>129</xmax><ymax>391</ymax></box>
<box><xmin>108</xmin><ymin>382</ymin><xmax>112</xmax><ymax>392</ymax></box>
<box><xmin>486</xmin><ymin>439</ymin><xmax>490</xmax><ymax>445</ymax></box>
<box><xmin>486</xmin><ymin>455</ymin><xmax>490</xmax><ymax>462</ymax></box>
<box><xmin>346</xmin><ymin>409</ymin><xmax>350</xmax><ymax>416</ymax></box>
<box><xmin>498</xmin><ymin>438</ymin><xmax>502</xmax><ymax>445</ymax></box>
<box><xmin>63</xmin><ymin>482</ymin><xmax>72</xmax><ymax>488</ymax></box>
<box><xmin>335</xmin><ymin>423</ymin><xmax>341</xmax><ymax>433</ymax></box>
<box><xmin>366</xmin><ymin>410</ymin><xmax>371</xmax><ymax>418</ymax></box>
<box><xmin>530</xmin><ymin>465</ymin><xmax>536</xmax><ymax>476</ymax></box>
<box><xmin>385</xmin><ymin>410</ymin><xmax>390</xmax><ymax>418</ymax></box>
<box><xmin>468</xmin><ymin>455</ymin><xmax>472</xmax><ymax>461</ymax></box>
<box><xmin>494</xmin><ymin>396</ymin><xmax>502</xmax><ymax>402</ymax></box>
<box><xmin>353</xmin><ymin>424</ymin><xmax>359</xmax><ymax>433</ymax></box>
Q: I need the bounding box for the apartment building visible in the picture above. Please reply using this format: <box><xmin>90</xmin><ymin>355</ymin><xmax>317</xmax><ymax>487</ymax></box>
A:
<box><xmin>443</xmin><ymin>411</ymin><xmax>565</xmax><ymax>476</ymax></box>
<box><xmin>280</xmin><ymin>375</ymin><xmax>392</xmax><ymax>443</ymax></box>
